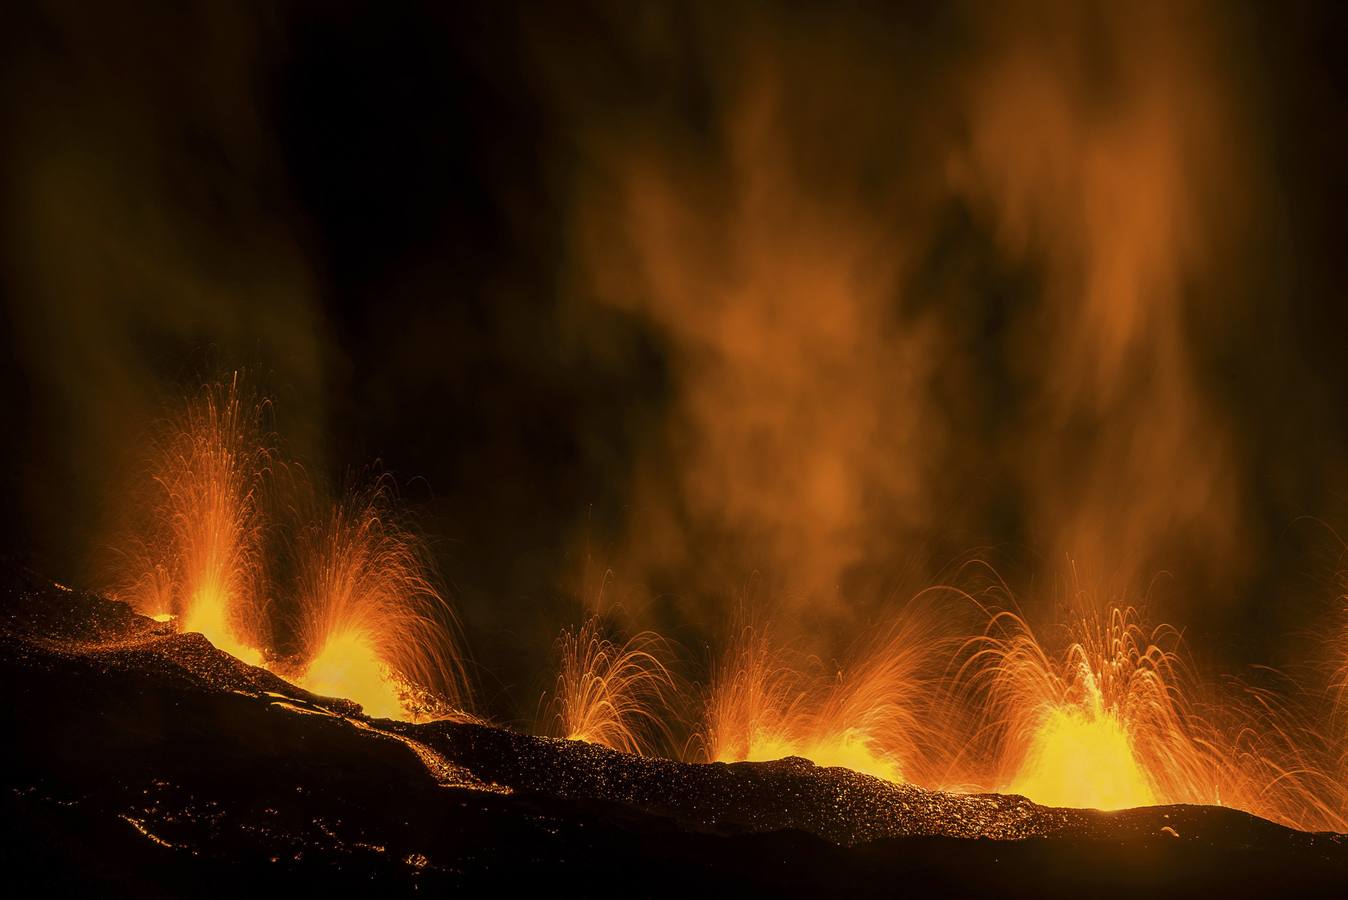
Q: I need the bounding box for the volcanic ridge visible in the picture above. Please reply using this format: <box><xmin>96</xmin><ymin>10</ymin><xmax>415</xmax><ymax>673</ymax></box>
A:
<box><xmin>2</xmin><ymin>568</ymin><xmax>1343</xmax><ymax>897</ymax></box>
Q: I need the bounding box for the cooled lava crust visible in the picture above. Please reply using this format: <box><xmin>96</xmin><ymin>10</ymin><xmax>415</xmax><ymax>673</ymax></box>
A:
<box><xmin>2</xmin><ymin>568</ymin><xmax>1344</xmax><ymax>897</ymax></box>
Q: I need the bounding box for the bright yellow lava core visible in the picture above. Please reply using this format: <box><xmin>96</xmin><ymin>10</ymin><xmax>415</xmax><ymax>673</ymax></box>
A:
<box><xmin>1008</xmin><ymin>704</ymin><xmax>1156</xmax><ymax>810</ymax></box>
<box><xmin>181</xmin><ymin>587</ymin><xmax>263</xmax><ymax>667</ymax></box>
<box><xmin>299</xmin><ymin>628</ymin><xmax>405</xmax><ymax>720</ymax></box>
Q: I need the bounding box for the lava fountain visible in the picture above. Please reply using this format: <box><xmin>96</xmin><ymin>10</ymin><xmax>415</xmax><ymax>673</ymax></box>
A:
<box><xmin>960</xmin><ymin>598</ymin><xmax>1221</xmax><ymax>811</ymax></box>
<box><xmin>702</xmin><ymin>622</ymin><xmax>810</xmax><ymax>768</ymax></box>
<box><xmin>702</xmin><ymin>616</ymin><xmax>942</xmax><ymax>783</ymax></box>
<box><xmin>120</xmin><ymin>376</ymin><xmax>269</xmax><ymax>665</ymax></box>
<box><xmin>293</xmin><ymin>485</ymin><xmax>471</xmax><ymax>721</ymax></box>
<box><xmin>547</xmin><ymin>617</ymin><xmax>676</xmax><ymax>755</ymax></box>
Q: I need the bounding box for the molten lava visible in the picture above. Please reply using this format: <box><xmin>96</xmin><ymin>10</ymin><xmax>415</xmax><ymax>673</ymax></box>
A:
<box><xmin>181</xmin><ymin>583</ymin><xmax>265</xmax><ymax>667</ymax></box>
<box><xmin>1007</xmin><ymin>698</ymin><xmax>1155</xmax><ymax>810</ymax></box>
<box><xmin>105</xmin><ymin>383</ymin><xmax>1348</xmax><ymax>832</ymax></box>
<box><xmin>963</xmin><ymin>605</ymin><xmax>1197</xmax><ymax>810</ymax></box>
<box><xmin>731</xmin><ymin>729</ymin><xmax>904</xmax><ymax>783</ymax></box>
<box><xmin>302</xmin><ymin>627</ymin><xmax>406</xmax><ymax>720</ymax></box>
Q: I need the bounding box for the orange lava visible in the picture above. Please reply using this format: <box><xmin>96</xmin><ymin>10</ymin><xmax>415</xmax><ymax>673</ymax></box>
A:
<box><xmin>963</xmin><ymin>603</ymin><xmax>1202</xmax><ymax>811</ymax></box>
<box><xmin>300</xmin><ymin>627</ymin><xmax>406</xmax><ymax>720</ymax></box>
<box><xmin>294</xmin><ymin>485</ymin><xmax>470</xmax><ymax>722</ymax></box>
<box><xmin>1007</xmin><ymin>701</ymin><xmax>1155</xmax><ymax>810</ymax></box>
<box><xmin>181</xmin><ymin>585</ymin><xmax>265</xmax><ymax>667</ymax></box>
<box><xmin>703</xmin><ymin>618</ymin><xmax>942</xmax><ymax>783</ymax></box>
<box><xmin>120</xmin><ymin>375</ymin><xmax>269</xmax><ymax>667</ymax></box>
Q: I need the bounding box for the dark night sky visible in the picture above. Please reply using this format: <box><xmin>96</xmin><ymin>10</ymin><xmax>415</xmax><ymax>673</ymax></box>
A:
<box><xmin>4</xmin><ymin>1</ymin><xmax>1348</xmax><ymax>721</ymax></box>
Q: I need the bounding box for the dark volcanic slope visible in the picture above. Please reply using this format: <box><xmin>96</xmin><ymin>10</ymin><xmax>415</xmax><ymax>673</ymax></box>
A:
<box><xmin>2</xmin><ymin>571</ymin><xmax>1344</xmax><ymax>897</ymax></box>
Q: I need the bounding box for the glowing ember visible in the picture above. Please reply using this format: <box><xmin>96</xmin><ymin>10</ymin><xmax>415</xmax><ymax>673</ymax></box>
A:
<box><xmin>548</xmin><ymin>617</ymin><xmax>675</xmax><ymax>755</ymax></box>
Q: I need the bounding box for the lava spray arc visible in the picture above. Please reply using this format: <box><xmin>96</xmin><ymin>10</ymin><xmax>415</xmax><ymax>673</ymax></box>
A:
<box><xmin>547</xmin><ymin>617</ymin><xmax>677</xmax><ymax>755</ymax></box>
<box><xmin>959</xmin><ymin>604</ymin><xmax>1187</xmax><ymax>811</ymax></box>
<box><xmin>118</xmin><ymin>375</ymin><xmax>270</xmax><ymax>665</ymax></box>
<box><xmin>293</xmin><ymin>483</ymin><xmax>472</xmax><ymax>721</ymax></box>
<box><xmin>701</xmin><ymin>612</ymin><xmax>947</xmax><ymax>784</ymax></box>
<box><xmin>701</xmin><ymin>622</ymin><xmax>810</xmax><ymax>769</ymax></box>
<box><xmin>950</xmin><ymin>574</ymin><xmax>1348</xmax><ymax>831</ymax></box>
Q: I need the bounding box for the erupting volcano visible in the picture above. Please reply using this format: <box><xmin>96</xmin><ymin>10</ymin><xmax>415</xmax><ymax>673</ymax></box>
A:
<box><xmin>6</xmin><ymin>0</ymin><xmax>1348</xmax><ymax>895</ymax></box>
<box><xmin>18</xmin><ymin>376</ymin><xmax>1343</xmax><ymax>892</ymax></box>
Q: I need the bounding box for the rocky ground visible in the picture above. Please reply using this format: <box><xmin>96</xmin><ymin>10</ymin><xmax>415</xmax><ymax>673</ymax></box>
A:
<box><xmin>2</xmin><ymin>567</ymin><xmax>1344</xmax><ymax>897</ymax></box>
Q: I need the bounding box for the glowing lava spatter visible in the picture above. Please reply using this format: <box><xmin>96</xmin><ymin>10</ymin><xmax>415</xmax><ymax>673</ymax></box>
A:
<box><xmin>957</xmin><ymin>592</ymin><xmax>1247</xmax><ymax>813</ymax></box>
<box><xmin>548</xmin><ymin>617</ymin><xmax>676</xmax><ymax>755</ymax></box>
<box><xmin>294</xmin><ymin>485</ymin><xmax>470</xmax><ymax>721</ymax></box>
<box><xmin>122</xmin><ymin>376</ymin><xmax>269</xmax><ymax>666</ymax></box>
<box><xmin>934</xmin><ymin>571</ymin><xmax>1348</xmax><ymax>830</ymax></box>
<box><xmin>703</xmin><ymin>618</ymin><xmax>940</xmax><ymax>783</ymax></box>
<box><xmin>702</xmin><ymin>623</ymin><xmax>805</xmax><ymax>767</ymax></box>
<box><xmin>106</xmin><ymin>379</ymin><xmax>1348</xmax><ymax>830</ymax></box>
<box><xmin>963</xmin><ymin>605</ymin><xmax>1189</xmax><ymax>810</ymax></box>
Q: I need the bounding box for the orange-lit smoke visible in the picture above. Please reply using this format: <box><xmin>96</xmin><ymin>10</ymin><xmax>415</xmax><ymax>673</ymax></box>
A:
<box><xmin>546</xmin><ymin>617</ymin><xmax>676</xmax><ymax>755</ymax></box>
<box><xmin>293</xmin><ymin>485</ymin><xmax>471</xmax><ymax>721</ymax></box>
<box><xmin>562</xmin><ymin>29</ymin><xmax>944</xmax><ymax>626</ymax></box>
<box><xmin>119</xmin><ymin>376</ymin><xmax>269</xmax><ymax>665</ymax></box>
<box><xmin>550</xmin><ymin>0</ymin><xmax>1271</xmax><ymax>672</ymax></box>
<box><xmin>954</xmin><ymin>1</ymin><xmax>1256</xmax><ymax>590</ymax></box>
